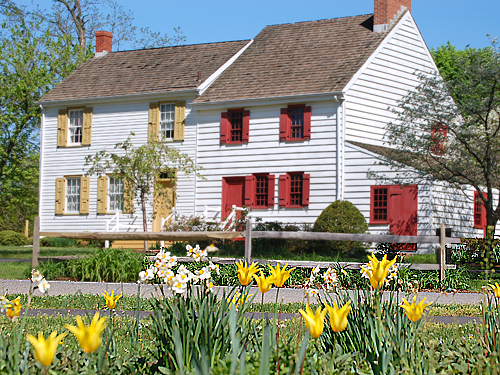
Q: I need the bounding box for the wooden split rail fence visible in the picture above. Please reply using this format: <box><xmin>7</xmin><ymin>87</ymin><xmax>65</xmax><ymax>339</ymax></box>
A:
<box><xmin>32</xmin><ymin>217</ymin><xmax>460</xmax><ymax>281</ymax></box>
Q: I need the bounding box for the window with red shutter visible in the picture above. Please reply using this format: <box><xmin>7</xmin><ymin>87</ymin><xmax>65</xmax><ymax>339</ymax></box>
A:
<box><xmin>431</xmin><ymin>122</ymin><xmax>447</xmax><ymax>155</ymax></box>
<box><xmin>221</xmin><ymin>108</ymin><xmax>250</xmax><ymax>144</ymax></box>
<box><xmin>370</xmin><ymin>186</ymin><xmax>389</xmax><ymax>223</ymax></box>
<box><xmin>279</xmin><ymin>105</ymin><xmax>311</xmax><ymax>141</ymax></box>
<box><xmin>474</xmin><ymin>191</ymin><xmax>487</xmax><ymax>230</ymax></box>
<box><xmin>278</xmin><ymin>172</ymin><xmax>310</xmax><ymax>208</ymax></box>
<box><xmin>244</xmin><ymin>175</ymin><xmax>256</xmax><ymax>207</ymax></box>
<box><xmin>247</xmin><ymin>174</ymin><xmax>275</xmax><ymax>209</ymax></box>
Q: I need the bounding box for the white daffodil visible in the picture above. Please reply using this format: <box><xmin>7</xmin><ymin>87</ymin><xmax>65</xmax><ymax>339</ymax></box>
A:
<box><xmin>305</xmin><ymin>288</ymin><xmax>319</xmax><ymax>299</ymax></box>
<box><xmin>164</xmin><ymin>270</ymin><xmax>175</xmax><ymax>286</ymax></box>
<box><xmin>31</xmin><ymin>269</ymin><xmax>43</xmax><ymax>283</ymax></box>
<box><xmin>176</xmin><ymin>272</ymin><xmax>191</xmax><ymax>284</ymax></box>
<box><xmin>38</xmin><ymin>278</ymin><xmax>50</xmax><ymax>294</ymax></box>
<box><xmin>167</xmin><ymin>256</ymin><xmax>177</xmax><ymax>268</ymax></box>
<box><xmin>157</xmin><ymin>268</ymin><xmax>170</xmax><ymax>279</ymax></box>
<box><xmin>172</xmin><ymin>281</ymin><xmax>187</xmax><ymax>294</ymax></box>
<box><xmin>206</xmin><ymin>280</ymin><xmax>214</xmax><ymax>293</ymax></box>
<box><xmin>311</xmin><ymin>265</ymin><xmax>320</xmax><ymax>275</ymax></box>
<box><xmin>196</xmin><ymin>267</ymin><xmax>211</xmax><ymax>280</ymax></box>
<box><xmin>205</xmin><ymin>244</ymin><xmax>219</xmax><ymax>253</ymax></box>
<box><xmin>323</xmin><ymin>268</ymin><xmax>338</xmax><ymax>285</ymax></box>
<box><xmin>139</xmin><ymin>267</ymin><xmax>156</xmax><ymax>283</ymax></box>
<box><xmin>156</xmin><ymin>250</ymin><xmax>171</xmax><ymax>262</ymax></box>
<box><xmin>209</xmin><ymin>262</ymin><xmax>220</xmax><ymax>275</ymax></box>
<box><xmin>186</xmin><ymin>244</ymin><xmax>194</xmax><ymax>256</ymax></box>
<box><xmin>0</xmin><ymin>295</ymin><xmax>8</xmax><ymax>312</ymax></box>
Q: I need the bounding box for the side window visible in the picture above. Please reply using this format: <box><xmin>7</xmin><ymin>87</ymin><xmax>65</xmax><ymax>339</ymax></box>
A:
<box><xmin>108</xmin><ymin>177</ymin><xmax>124</xmax><ymax>212</ymax></box>
<box><xmin>220</xmin><ymin>108</ymin><xmax>250</xmax><ymax>144</ymax></box>
<box><xmin>57</xmin><ymin>107</ymin><xmax>92</xmax><ymax>147</ymax></box>
<box><xmin>278</xmin><ymin>172</ymin><xmax>310</xmax><ymax>208</ymax></box>
<box><xmin>474</xmin><ymin>191</ymin><xmax>487</xmax><ymax>230</ymax></box>
<box><xmin>431</xmin><ymin>122</ymin><xmax>448</xmax><ymax>155</ymax></box>
<box><xmin>68</xmin><ymin>110</ymin><xmax>84</xmax><ymax>145</ymax></box>
<box><xmin>370</xmin><ymin>186</ymin><xmax>389</xmax><ymax>223</ymax></box>
<box><xmin>280</xmin><ymin>104</ymin><xmax>311</xmax><ymax>141</ymax></box>
<box><xmin>244</xmin><ymin>174</ymin><xmax>275</xmax><ymax>208</ymax></box>
<box><xmin>65</xmin><ymin>177</ymin><xmax>81</xmax><ymax>213</ymax></box>
<box><xmin>159</xmin><ymin>103</ymin><xmax>175</xmax><ymax>140</ymax></box>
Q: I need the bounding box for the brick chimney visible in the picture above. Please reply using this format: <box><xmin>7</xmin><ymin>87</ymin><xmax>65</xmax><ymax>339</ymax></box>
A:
<box><xmin>374</xmin><ymin>0</ymin><xmax>411</xmax><ymax>33</ymax></box>
<box><xmin>95</xmin><ymin>31</ymin><xmax>112</xmax><ymax>53</ymax></box>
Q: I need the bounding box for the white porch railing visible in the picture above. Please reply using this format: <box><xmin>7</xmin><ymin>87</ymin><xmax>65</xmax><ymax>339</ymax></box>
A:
<box><xmin>199</xmin><ymin>205</ymin><xmax>247</xmax><ymax>231</ymax></box>
<box><xmin>104</xmin><ymin>210</ymin><xmax>142</xmax><ymax>248</ymax></box>
<box><xmin>159</xmin><ymin>207</ymin><xmax>176</xmax><ymax>248</ymax></box>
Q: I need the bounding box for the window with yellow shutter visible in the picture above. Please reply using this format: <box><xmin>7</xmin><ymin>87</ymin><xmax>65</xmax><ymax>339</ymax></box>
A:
<box><xmin>57</xmin><ymin>107</ymin><xmax>93</xmax><ymax>147</ymax></box>
<box><xmin>149</xmin><ymin>101</ymin><xmax>185</xmax><ymax>142</ymax></box>
<box><xmin>56</xmin><ymin>176</ymin><xmax>90</xmax><ymax>215</ymax></box>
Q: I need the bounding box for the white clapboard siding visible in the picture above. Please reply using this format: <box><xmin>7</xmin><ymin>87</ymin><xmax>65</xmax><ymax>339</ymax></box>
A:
<box><xmin>345</xmin><ymin>16</ymin><xmax>435</xmax><ymax>146</ymax></box>
<box><xmin>39</xmin><ymin>98</ymin><xmax>198</xmax><ymax>232</ymax></box>
<box><xmin>194</xmin><ymin>100</ymin><xmax>339</xmax><ymax>224</ymax></box>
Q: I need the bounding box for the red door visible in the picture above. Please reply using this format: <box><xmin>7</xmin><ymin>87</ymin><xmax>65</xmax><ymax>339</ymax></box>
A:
<box><xmin>389</xmin><ymin>185</ymin><xmax>418</xmax><ymax>250</ymax></box>
<box><xmin>222</xmin><ymin>177</ymin><xmax>245</xmax><ymax>219</ymax></box>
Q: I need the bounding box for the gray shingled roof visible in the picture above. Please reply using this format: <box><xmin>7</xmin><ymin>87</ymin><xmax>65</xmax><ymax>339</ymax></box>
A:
<box><xmin>40</xmin><ymin>40</ymin><xmax>250</xmax><ymax>103</ymax></box>
<box><xmin>194</xmin><ymin>14</ymin><xmax>387</xmax><ymax>103</ymax></box>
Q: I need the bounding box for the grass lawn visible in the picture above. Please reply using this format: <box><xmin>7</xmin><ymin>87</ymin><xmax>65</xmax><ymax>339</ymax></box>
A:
<box><xmin>0</xmin><ymin>245</ymin><xmax>97</xmax><ymax>260</ymax></box>
<box><xmin>0</xmin><ymin>261</ymin><xmax>30</xmax><ymax>279</ymax></box>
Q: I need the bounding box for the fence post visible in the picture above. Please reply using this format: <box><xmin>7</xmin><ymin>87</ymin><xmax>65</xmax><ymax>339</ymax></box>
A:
<box><xmin>440</xmin><ymin>222</ymin><xmax>446</xmax><ymax>282</ymax></box>
<box><xmin>32</xmin><ymin>216</ymin><xmax>40</xmax><ymax>268</ymax></box>
<box><xmin>25</xmin><ymin>219</ymin><xmax>29</xmax><ymax>237</ymax></box>
<box><xmin>245</xmin><ymin>218</ymin><xmax>252</xmax><ymax>264</ymax></box>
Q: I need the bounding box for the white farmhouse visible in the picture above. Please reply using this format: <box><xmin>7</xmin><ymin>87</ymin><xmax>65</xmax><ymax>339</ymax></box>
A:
<box><xmin>38</xmin><ymin>0</ymin><xmax>487</xmax><ymax>252</ymax></box>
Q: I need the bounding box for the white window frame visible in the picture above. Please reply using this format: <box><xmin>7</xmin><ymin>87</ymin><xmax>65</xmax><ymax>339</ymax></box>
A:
<box><xmin>108</xmin><ymin>177</ymin><xmax>124</xmax><ymax>212</ymax></box>
<box><xmin>65</xmin><ymin>177</ymin><xmax>81</xmax><ymax>213</ymax></box>
<box><xmin>159</xmin><ymin>103</ymin><xmax>175</xmax><ymax>140</ymax></box>
<box><xmin>68</xmin><ymin>109</ymin><xmax>84</xmax><ymax>145</ymax></box>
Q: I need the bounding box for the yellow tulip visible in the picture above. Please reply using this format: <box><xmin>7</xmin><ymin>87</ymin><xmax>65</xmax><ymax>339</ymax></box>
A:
<box><xmin>366</xmin><ymin>254</ymin><xmax>397</xmax><ymax>289</ymax></box>
<box><xmin>400</xmin><ymin>296</ymin><xmax>431</xmax><ymax>322</ymax></box>
<box><xmin>253</xmin><ymin>271</ymin><xmax>275</xmax><ymax>294</ymax></box>
<box><xmin>102</xmin><ymin>290</ymin><xmax>122</xmax><ymax>310</ymax></box>
<box><xmin>6</xmin><ymin>296</ymin><xmax>21</xmax><ymax>321</ymax></box>
<box><xmin>226</xmin><ymin>292</ymin><xmax>252</xmax><ymax>309</ymax></box>
<box><xmin>235</xmin><ymin>260</ymin><xmax>260</xmax><ymax>286</ymax></box>
<box><xmin>65</xmin><ymin>312</ymin><xmax>107</xmax><ymax>353</ymax></box>
<box><xmin>268</xmin><ymin>263</ymin><xmax>295</xmax><ymax>287</ymax></box>
<box><xmin>489</xmin><ymin>282</ymin><xmax>500</xmax><ymax>298</ymax></box>
<box><xmin>27</xmin><ymin>331</ymin><xmax>66</xmax><ymax>367</ymax></box>
<box><xmin>298</xmin><ymin>303</ymin><xmax>327</xmax><ymax>339</ymax></box>
<box><xmin>325</xmin><ymin>301</ymin><xmax>351</xmax><ymax>332</ymax></box>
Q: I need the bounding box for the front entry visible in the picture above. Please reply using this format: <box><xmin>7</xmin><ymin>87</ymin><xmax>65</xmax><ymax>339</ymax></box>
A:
<box><xmin>389</xmin><ymin>185</ymin><xmax>418</xmax><ymax>251</ymax></box>
<box><xmin>153</xmin><ymin>179</ymin><xmax>175</xmax><ymax>233</ymax></box>
<box><xmin>222</xmin><ymin>177</ymin><xmax>245</xmax><ymax>220</ymax></box>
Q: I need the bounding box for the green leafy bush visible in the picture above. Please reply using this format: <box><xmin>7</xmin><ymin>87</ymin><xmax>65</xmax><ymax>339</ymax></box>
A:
<box><xmin>312</xmin><ymin>200</ymin><xmax>368</xmax><ymax>255</ymax></box>
<box><xmin>452</xmin><ymin>239</ymin><xmax>500</xmax><ymax>269</ymax></box>
<box><xmin>0</xmin><ymin>230</ymin><xmax>27</xmax><ymax>246</ymax></box>
<box><xmin>39</xmin><ymin>237</ymin><xmax>77</xmax><ymax>247</ymax></box>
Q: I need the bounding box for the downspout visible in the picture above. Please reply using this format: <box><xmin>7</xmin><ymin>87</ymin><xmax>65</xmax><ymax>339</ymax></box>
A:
<box><xmin>38</xmin><ymin>105</ymin><xmax>45</xmax><ymax>226</ymax></box>
<box><xmin>193</xmin><ymin>107</ymin><xmax>199</xmax><ymax>217</ymax></box>
<box><xmin>335</xmin><ymin>94</ymin><xmax>346</xmax><ymax>201</ymax></box>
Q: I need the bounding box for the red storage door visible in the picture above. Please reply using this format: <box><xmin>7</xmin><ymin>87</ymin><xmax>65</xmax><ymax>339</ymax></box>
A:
<box><xmin>389</xmin><ymin>185</ymin><xmax>418</xmax><ymax>250</ymax></box>
<box><xmin>222</xmin><ymin>177</ymin><xmax>245</xmax><ymax>219</ymax></box>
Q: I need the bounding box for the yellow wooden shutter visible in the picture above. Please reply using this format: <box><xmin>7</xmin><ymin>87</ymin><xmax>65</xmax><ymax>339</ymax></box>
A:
<box><xmin>82</xmin><ymin>107</ymin><xmax>93</xmax><ymax>146</ymax></box>
<box><xmin>80</xmin><ymin>176</ymin><xmax>90</xmax><ymax>214</ymax></box>
<box><xmin>55</xmin><ymin>178</ymin><xmax>65</xmax><ymax>214</ymax></box>
<box><xmin>123</xmin><ymin>178</ymin><xmax>134</xmax><ymax>214</ymax></box>
<box><xmin>173</xmin><ymin>101</ymin><xmax>186</xmax><ymax>141</ymax></box>
<box><xmin>57</xmin><ymin>109</ymin><xmax>68</xmax><ymax>147</ymax></box>
<box><xmin>148</xmin><ymin>102</ymin><xmax>159</xmax><ymax>141</ymax></box>
<box><xmin>97</xmin><ymin>176</ymin><xmax>108</xmax><ymax>214</ymax></box>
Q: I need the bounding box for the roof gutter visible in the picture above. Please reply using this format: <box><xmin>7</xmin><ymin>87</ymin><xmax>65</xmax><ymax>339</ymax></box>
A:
<box><xmin>191</xmin><ymin>91</ymin><xmax>345</xmax><ymax>110</ymax></box>
<box><xmin>35</xmin><ymin>88</ymin><xmax>199</xmax><ymax>107</ymax></box>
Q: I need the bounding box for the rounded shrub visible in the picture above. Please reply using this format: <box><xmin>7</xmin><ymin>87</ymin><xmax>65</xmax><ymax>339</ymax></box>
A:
<box><xmin>312</xmin><ymin>200</ymin><xmax>368</xmax><ymax>254</ymax></box>
<box><xmin>0</xmin><ymin>230</ymin><xmax>28</xmax><ymax>246</ymax></box>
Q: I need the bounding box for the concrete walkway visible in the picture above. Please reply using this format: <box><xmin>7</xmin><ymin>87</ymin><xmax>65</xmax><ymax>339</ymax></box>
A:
<box><xmin>0</xmin><ymin>279</ymin><xmax>485</xmax><ymax>305</ymax></box>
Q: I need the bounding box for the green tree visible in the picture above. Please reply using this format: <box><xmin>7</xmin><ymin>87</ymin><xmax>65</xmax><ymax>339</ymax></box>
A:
<box><xmin>85</xmin><ymin>134</ymin><xmax>202</xmax><ymax>251</ymax></box>
<box><xmin>0</xmin><ymin>11</ymin><xmax>82</xmax><ymax>231</ymax></box>
<box><xmin>383</xmin><ymin>40</ymin><xmax>500</xmax><ymax>238</ymax></box>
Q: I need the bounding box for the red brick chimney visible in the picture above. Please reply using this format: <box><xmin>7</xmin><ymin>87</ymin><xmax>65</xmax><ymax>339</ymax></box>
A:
<box><xmin>95</xmin><ymin>31</ymin><xmax>112</xmax><ymax>53</ymax></box>
<box><xmin>374</xmin><ymin>0</ymin><xmax>411</xmax><ymax>32</ymax></box>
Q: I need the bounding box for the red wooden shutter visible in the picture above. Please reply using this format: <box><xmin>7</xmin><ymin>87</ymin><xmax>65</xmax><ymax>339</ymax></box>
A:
<box><xmin>220</xmin><ymin>112</ymin><xmax>229</xmax><ymax>144</ymax></box>
<box><xmin>244</xmin><ymin>175</ymin><xmax>255</xmax><ymax>207</ymax></box>
<box><xmin>267</xmin><ymin>175</ymin><xmax>275</xmax><ymax>207</ymax></box>
<box><xmin>242</xmin><ymin>110</ymin><xmax>250</xmax><ymax>143</ymax></box>
<box><xmin>279</xmin><ymin>174</ymin><xmax>289</xmax><ymax>207</ymax></box>
<box><xmin>280</xmin><ymin>108</ymin><xmax>290</xmax><ymax>141</ymax></box>
<box><xmin>303</xmin><ymin>106</ymin><xmax>311</xmax><ymax>139</ymax></box>
<box><xmin>302</xmin><ymin>174</ymin><xmax>310</xmax><ymax>206</ymax></box>
<box><xmin>474</xmin><ymin>191</ymin><xmax>487</xmax><ymax>230</ymax></box>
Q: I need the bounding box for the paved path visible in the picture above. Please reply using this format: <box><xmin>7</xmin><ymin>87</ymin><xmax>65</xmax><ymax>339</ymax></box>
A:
<box><xmin>0</xmin><ymin>279</ymin><xmax>485</xmax><ymax>305</ymax></box>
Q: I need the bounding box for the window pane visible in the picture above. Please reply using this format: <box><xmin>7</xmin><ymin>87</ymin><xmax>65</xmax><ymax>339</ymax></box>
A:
<box><xmin>290</xmin><ymin>174</ymin><xmax>303</xmax><ymax>206</ymax></box>
<box><xmin>66</xmin><ymin>178</ymin><xmax>81</xmax><ymax>213</ymax></box>
<box><xmin>160</xmin><ymin>104</ymin><xmax>175</xmax><ymax>139</ymax></box>
<box><xmin>290</xmin><ymin>107</ymin><xmax>304</xmax><ymax>139</ymax></box>
<box><xmin>256</xmin><ymin>176</ymin><xmax>268</xmax><ymax>207</ymax></box>
<box><xmin>108</xmin><ymin>177</ymin><xmax>124</xmax><ymax>212</ymax></box>
<box><xmin>373</xmin><ymin>188</ymin><xmax>388</xmax><ymax>221</ymax></box>
<box><xmin>230</xmin><ymin>111</ymin><xmax>243</xmax><ymax>142</ymax></box>
<box><xmin>68</xmin><ymin>110</ymin><xmax>83</xmax><ymax>144</ymax></box>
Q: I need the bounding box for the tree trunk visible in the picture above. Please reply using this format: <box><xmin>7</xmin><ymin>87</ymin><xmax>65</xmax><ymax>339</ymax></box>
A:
<box><xmin>141</xmin><ymin>190</ymin><xmax>148</xmax><ymax>252</ymax></box>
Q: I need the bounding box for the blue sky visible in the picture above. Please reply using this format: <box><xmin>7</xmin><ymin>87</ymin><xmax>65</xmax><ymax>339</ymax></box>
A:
<box><xmin>18</xmin><ymin>0</ymin><xmax>500</xmax><ymax>50</ymax></box>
